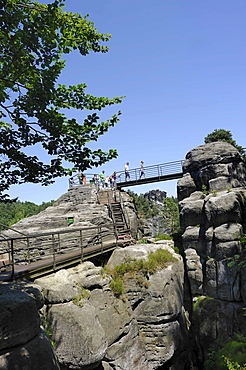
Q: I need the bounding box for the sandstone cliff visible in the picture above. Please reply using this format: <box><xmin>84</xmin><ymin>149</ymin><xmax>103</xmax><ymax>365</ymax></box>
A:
<box><xmin>177</xmin><ymin>141</ymin><xmax>246</xmax><ymax>367</ymax></box>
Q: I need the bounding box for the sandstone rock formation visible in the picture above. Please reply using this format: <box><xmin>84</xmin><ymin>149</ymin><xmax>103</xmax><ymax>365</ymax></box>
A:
<box><xmin>177</xmin><ymin>141</ymin><xmax>246</xmax><ymax>366</ymax></box>
<box><xmin>0</xmin><ymin>282</ymin><xmax>60</xmax><ymax>370</ymax></box>
<box><xmin>34</xmin><ymin>241</ymin><xmax>189</xmax><ymax>370</ymax></box>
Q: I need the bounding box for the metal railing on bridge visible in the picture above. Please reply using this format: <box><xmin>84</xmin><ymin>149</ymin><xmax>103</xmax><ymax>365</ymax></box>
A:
<box><xmin>68</xmin><ymin>160</ymin><xmax>185</xmax><ymax>190</ymax></box>
<box><xmin>116</xmin><ymin>160</ymin><xmax>185</xmax><ymax>188</ymax></box>
<box><xmin>0</xmin><ymin>224</ymin><xmax>131</xmax><ymax>281</ymax></box>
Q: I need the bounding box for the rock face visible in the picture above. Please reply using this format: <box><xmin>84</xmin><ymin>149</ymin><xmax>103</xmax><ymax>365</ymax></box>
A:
<box><xmin>34</xmin><ymin>241</ymin><xmax>190</xmax><ymax>370</ymax></box>
<box><xmin>0</xmin><ymin>282</ymin><xmax>60</xmax><ymax>370</ymax></box>
<box><xmin>177</xmin><ymin>142</ymin><xmax>246</xmax><ymax>366</ymax></box>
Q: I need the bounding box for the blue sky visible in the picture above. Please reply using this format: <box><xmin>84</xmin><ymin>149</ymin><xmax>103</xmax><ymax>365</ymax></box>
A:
<box><xmin>8</xmin><ymin>0</ymin><xmax>246</xmax><ymax>204</ymax></box>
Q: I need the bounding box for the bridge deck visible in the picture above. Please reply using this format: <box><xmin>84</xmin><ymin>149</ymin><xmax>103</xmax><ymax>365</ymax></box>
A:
<box><xmin>116</xmin><ymin>172</ymin><xmax>183</xmax><ymax>188</ymax></box>
<box><xmin>0</xmin><ymin>238</ymin><xmax>131</xmax><ymax>282</ymax></box>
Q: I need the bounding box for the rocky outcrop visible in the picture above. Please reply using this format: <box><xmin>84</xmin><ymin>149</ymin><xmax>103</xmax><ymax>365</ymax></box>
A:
<box><xmin>144</xmin><ymin>189</ymin><xmax>167</xmax><ymax>203</ymax></box>
<box><xmin>2</xmin><ymin>186</ymin><xmax>137</xmax><ymax>237</ymax></box>
<box><xmin>34</xmin><ymin>241</ymin><xmax>190</xmax><ymax>370</ymax></box>
<box><xmin>177</xmin><ymin>142</ymin><xmax>246</xmax><ymax>367</ymax></box>
<box><xmin>0</xmin><ymin>282</ymin><xmax>60</xmax><ymax>370</ymax></box>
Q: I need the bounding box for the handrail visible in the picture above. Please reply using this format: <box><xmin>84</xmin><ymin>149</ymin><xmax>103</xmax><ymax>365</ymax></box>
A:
<box><xmin>106</xmin><ymin>191</ymin><xmax>118</xmax><ymax>239</ymax></box>
<box><xmin>0</xmin><ymin>222</ymin><xmax>128</xmax><ymax>280</ymax></box>
<box><xmin>68</xmin><ymin>160</ymin><xmax>185</xmax><ymax>189</ymax></box>
<box><xmin>116</xmin><ymin>190</ymin><xmax>130</xmax><ymax>231</ymax></box>
<box><xmin>116</xmin><ymin>160</ymin><xmax>185</xmax><ymax>184</ymax></box>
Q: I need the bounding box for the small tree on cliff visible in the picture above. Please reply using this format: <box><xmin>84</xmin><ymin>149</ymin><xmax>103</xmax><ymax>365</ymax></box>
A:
<box><xmin>0</xmin><ymin>0</ymin><xmax>124</xmax><ymax>201</ymax></box>
<box><xmin>204</xmin><ymin>129</ymin><xmax>245</xmax><ymax>158</ymax></box>
<box><xmin>162</xmin><ymin>197</ymin><xmax>180</xmax><ymax>234</ymax></box>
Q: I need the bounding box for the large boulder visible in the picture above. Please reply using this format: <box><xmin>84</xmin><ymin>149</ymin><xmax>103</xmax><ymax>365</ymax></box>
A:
<box><xmin>0</xmin><ymin>330</ymin><xmax>60</xmax><ymax>370</ymax></box>
<box><xmin>0</xmin><ymin>283</ymin><xmax>41</xmax><ymax>350</ymax></box>
<box><xmin>0</xmin><ymin>283</ymin><xmax>59</xmax><ymax>370</ymax></box>
<box><xmin>48</xmin><ymin>302</ymin><xmax>108</xmax><ymax>369</ymax></box>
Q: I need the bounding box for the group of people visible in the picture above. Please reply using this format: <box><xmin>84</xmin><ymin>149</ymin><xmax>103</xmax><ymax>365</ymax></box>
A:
<box><xmin>124</xmin><ymin>161</ymin><xmax>146</xmax><ymax>181</ymax></box>
<box><xmin>99</xmin><ymin>170</ymin><xmax>117</xmax><ymax>189</ymax></box>
<box><xmin>69</xmin><ymin>160</ymin><xmax>146</xmax><ymax>188</ymax></box>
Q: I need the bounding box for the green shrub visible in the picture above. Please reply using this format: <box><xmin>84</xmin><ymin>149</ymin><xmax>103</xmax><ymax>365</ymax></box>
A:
<box><xmin>155</xmin><ymin>234</ymin><xmax>173</xmax><ymax>241</ymax></box>
<box><xmin>42</xmin><ymin>313</ymin><xmax>57</xmax><ymax>348</ymax></box>
<box><xmin>240</xmin><ymin>235</ymin><xmax>246</xmax><ymax>249</ymax></box>
<box><xmin>205</xmin><ymin>336</ymin><xmax>246</xmax><ymax>370</ymax></box>
<box><xmin>222</xmin><ymin>356</ymin><xmax>246</xmax><ymax>370</ymax></box>
<box><xmin>109</xmin><ymin>276</ymin><xmax>125</xmax><ymax>297</ymax></box>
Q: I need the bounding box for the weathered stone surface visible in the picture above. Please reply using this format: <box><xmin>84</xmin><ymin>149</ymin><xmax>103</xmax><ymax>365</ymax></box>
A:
<box><xmin>68</xmin><ymin>262</ymin><xmax>111</xmax><ymax>289</ymax></box>
<box><xmin>144</xmin><ymin>189</ymin><xmax>167</xmax><ymax>203</ymax></box>
<box><xmin>0</xmin><ymin>283</ymin><xmax>60</xmax><ymax>370</ymax></box>
<box><xmin>105</xmin><ymin>321</ymin><xmax>149</xmax><ymax>370</ymax></box>
<box><xmin>184</xmin><ymin>248</ymin><xmax>203</xmax><ymax>295</ymax></box>
<box><xmin>214</xmin><ymin>222</ymin><xmax>243</xmax><ymax>242</ymax></box>
<box><xmin>208</xmin><ymin>175</ymin><xmax>234</xmax><ymax>191</ymax></box>
<box><xmin>35</xmin><ymin>269</ymin><xmax>82</xmax><ymax>304</ymax></box>
<box><xmin>132</xmin><ymin>262</ymin><xmax>184</xmax><ymax>322</ymax></box>
<box><xmin>0</xmin><ymin>330</ymin><xmax>60</xmax><ymax>370</ymax></box>
<box><xmin>0</xmin><ymin>283</ymin><xmax>41</xmax><ymax>350</ymax></box>
<box><xmin>204</xmin><ymin>191</ymin><xmax>243</xmax><ymax>228</ymax></box>
<box><xmin>179</xmin><ymin>196</ymin><xmax>204</xmax><ymax>232</ymax></box>
<box><xmin>216</xmin><ymin>260</ymin><xmax>241</xmax><ymax>301</ymax></box>
<box><xmin>177</xmin><ymin>173</ymin><xmax>197</xmax><ymax>201</ymax></box>
<box><xmin>140</xmin><ymin>321</ymin><xmax>180</xmax><ymax>368</ymax></box>
<box><xmin>35</xmin><ymin>262</ymin><xmax>111</xmax><ymax>304</ymax></box>
<box><xmin>1</xmin><ymin>186</ymin><xmax>139</xmax><ymax>249</ymax></box>
<box><xmin>34</xmin><ymin>242</ymin><xmax>189</xmax><ymax>370</ymax></box>
<box><xmin>89</xmin><ymin>288</ymin><xmax>132</xmax><ymax>346</ymax></box>
<box><xmin>182</xmin><ymin>226</ymin><xmax>204</xmax><ymax>255</ymax></box>
<box><xmin>241</xmin><ymin>260</ymin><xmax>246</xmax><ymax>304</ymax></box>
<box><xmin>48</xmin><ymin>302</ymin><xmax>108</xmax><ymax>369</ymax></box>
<box><xmin>214</xmin><ymin>241</ymin><xmax>242</xmax><ymax>260</ymax></box>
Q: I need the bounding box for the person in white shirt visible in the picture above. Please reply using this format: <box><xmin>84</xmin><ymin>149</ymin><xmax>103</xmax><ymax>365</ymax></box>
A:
<box><xmin>124</xmin><ymin>162</ymin><xmax>130</xmax><ymax>181</ymax></box>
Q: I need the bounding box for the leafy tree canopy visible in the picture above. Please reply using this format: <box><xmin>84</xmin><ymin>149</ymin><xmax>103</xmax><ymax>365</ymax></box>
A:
<box><xmin>0</xmin><ymin>0</ymin><xmax>124</xmax><ymax>201</ymax></box>
<box><xmin>204</xmin><ymin>129</ymin><xmax>245</xmax><ymax>158</ymax></box>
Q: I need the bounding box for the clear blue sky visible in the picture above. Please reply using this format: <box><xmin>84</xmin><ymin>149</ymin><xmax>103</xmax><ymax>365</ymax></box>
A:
<box><xmin>8</xmin><ymin>0</ymin><xmax>246</xmax><ymax>204</ymax></box>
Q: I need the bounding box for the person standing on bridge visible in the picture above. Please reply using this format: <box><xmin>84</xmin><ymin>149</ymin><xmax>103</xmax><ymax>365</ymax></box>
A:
<box><xmin>124</xmin><ymin>162</ymin><xmax>130</xmax><ymax>181</ymax></box>
<box><xmin>139</xmin><ymin>160</ymin><xmax>146</xmax><ymax>179</ymax></box>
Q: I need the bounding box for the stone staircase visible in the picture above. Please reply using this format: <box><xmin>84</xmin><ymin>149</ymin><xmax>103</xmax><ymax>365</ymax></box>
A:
<box><xmin>98</xmin><ymin>190</ymin><xmax>131</xmax><ymax>238</ymax></box>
